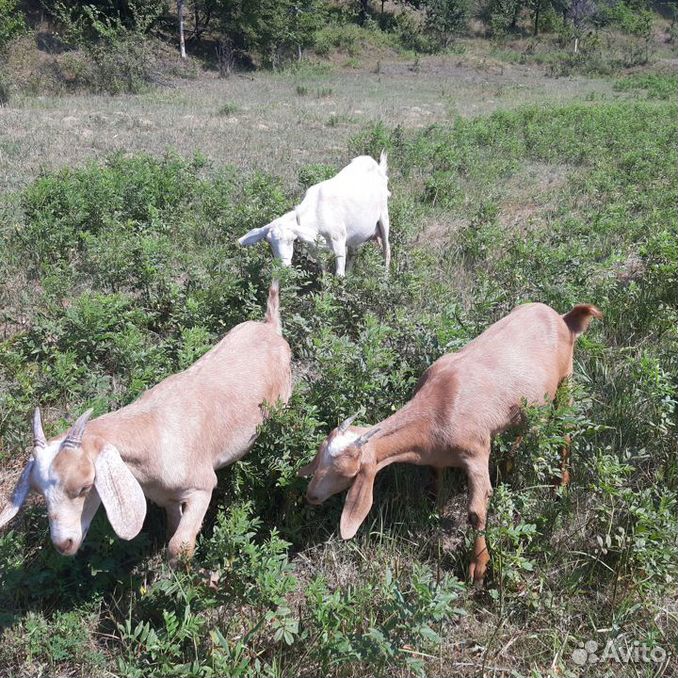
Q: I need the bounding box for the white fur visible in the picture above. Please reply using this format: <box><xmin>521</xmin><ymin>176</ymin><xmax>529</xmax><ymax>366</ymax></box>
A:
<box><xmin>327</xmin><ymin>430</ymin><xmax>360</xmax><ymax>457</ymax></box>
<box><xmin>238</xmin><ymin>153</ymin><xmax>391</xmax><ymax>276</ymax></box>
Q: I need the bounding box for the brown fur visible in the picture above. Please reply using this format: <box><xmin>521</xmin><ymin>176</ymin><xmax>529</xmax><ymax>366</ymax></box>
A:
<box><xmin>302</xmin><ymin>302</ymin><xmax>601</xmax><ymax>584</ymax></box>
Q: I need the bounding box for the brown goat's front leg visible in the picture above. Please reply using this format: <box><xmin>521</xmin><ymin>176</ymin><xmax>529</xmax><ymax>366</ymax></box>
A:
<box><xmin>465</xmin><ymin>452</ymin><xmax>492</xmax><ymax>586</ymax></box>
<box><xmin>167</xmin><ymin>489</ymin><xmax>212</xmax><ymax>565</ymax></box>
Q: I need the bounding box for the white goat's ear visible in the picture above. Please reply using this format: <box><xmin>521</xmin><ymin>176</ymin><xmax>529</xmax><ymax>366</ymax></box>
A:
<box><xmin>238</xmin><ymin>226</ymin><xmax>270</xmax><ymax>246</ymax></box>
<box><xmin>94</xmin><ymin>444</ymin><xmax>146</xmax><ymax>540</ymax></box>
<box><xmin>340</xmin><ymin>463</ymin><xmax>376</xmax><ymax>540</ymax></box>
<box><xmin>0</xmin><ymin>460</ymin><xmax>35</xmax><ymax>529</ymax></box>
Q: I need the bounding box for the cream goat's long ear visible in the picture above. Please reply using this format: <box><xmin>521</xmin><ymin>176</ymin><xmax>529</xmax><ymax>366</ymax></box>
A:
<box><xmin>94</xmin><ymin>444</ymin><xmax>146</xmax><ymax>540</ymax></box>
<box><xmin>297</xmin><ymin>455</ymin><xmax>319</xmax><ymax>478</ymax></box>
<box><xmin>340</xmin><ymin>463</ymin><xmax>377</xmax><ymax>540</ymax></box>
<box><xmin>0</xmin><ymin>460</ymin><xmax>35</xmax><ymax>529</ymax></box>
<box><xmin>238</xmin><ymin>225</ymin><xmax>270</xmax><ymax>246</ymax></box>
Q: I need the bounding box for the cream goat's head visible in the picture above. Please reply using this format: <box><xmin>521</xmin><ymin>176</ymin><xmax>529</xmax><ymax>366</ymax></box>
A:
<box><xmin>0</xmin><ymin>408</ymin><xmax>146</xmax><ymax>555</ymax></box>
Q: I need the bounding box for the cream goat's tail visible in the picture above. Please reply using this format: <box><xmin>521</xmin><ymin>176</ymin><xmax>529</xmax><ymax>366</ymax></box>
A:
<box><xmin>562</xmin><ymin>304</ymin><xmax>602</xmax><ymax>337</ymax></box>
<box><xmin>265</xmin><ymin>279</ymin><xmax>282</xmax><ymax>335</ymax></box>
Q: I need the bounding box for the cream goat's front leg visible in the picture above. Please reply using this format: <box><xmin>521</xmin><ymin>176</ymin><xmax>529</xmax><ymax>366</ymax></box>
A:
<box><xmin>167</xmin><ymin>489</ymin><xmax>213</xmax><ymax>564</ymax></box>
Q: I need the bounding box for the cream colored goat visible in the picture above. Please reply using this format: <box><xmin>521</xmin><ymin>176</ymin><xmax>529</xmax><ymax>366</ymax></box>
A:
<box><xmin>0</xmin><ymin>282</ymin><xmax>292</xmax><ymax>562</ymax></box>
<box><xmin>299</xmin><ymin>302</ymin><xmax>601</xmax><ymax>584</ymax></box>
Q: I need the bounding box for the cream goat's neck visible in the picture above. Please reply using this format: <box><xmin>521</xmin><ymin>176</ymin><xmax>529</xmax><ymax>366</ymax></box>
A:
<box><xmin>367</xmin><ymin>403</ymin><xmax>433</xmax><ymax>470</ymax></box>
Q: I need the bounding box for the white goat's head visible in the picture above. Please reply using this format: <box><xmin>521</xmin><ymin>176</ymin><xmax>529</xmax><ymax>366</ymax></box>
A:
<box><xmin>298</xmin><ymin>414</ymin><xmax>381</xmax><ymax>539</ymax></box>
<box><xmin>0</xmin><ymin>408</ymin><xmax>146</xmax><ymax>555</ymax></box>
<box><xmin>238</xmin><ymin>211</ymin><xmax>301</xmax><ymax>266</ymax></box>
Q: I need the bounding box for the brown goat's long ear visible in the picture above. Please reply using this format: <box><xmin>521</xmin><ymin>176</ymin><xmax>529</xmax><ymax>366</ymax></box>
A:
<box><xmin>340</xmin><ymin>463</ymin><xmax>376</xmax><ymax>540</ymax></box>
<box><xmin>0</xmin><ymin>460</ymin><xmax>35</xmax><ymax>529</ymax></box>
<box><xmin>297</xmin><ymin>455</ymin><xmax>319</xmax><ymax>478</ymax></box>
<box><xmin>94</xmin><ymin>443</ymin><xmax>146</xmax><ymax>540</ymax></box>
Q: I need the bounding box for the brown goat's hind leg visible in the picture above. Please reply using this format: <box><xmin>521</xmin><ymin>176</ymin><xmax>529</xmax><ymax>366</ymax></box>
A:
<box><xmin>465</xmin><ymin>450</ymin><xmax>492</xmax><ymax>586</ymax></box>
<box><xmin>500</xmin><ymin>434</ymin><xmax>522</xmax><ymax>480</ymax></box>
<box><xmin>559</xmin><ymin>433</ymin><xmax>571</xmax><ymax>488</ymax></box>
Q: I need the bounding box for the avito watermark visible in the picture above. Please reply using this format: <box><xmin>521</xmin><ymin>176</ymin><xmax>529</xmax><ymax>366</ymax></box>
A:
<box><xmin>571</xmin><ymin>639</ymin><xmax>667</xmax><ymax>666</ymax></box>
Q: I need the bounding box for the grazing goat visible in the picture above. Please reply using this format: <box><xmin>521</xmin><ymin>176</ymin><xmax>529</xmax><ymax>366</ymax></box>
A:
<box><xmin>238</xmin><ymin>153</ymin><xmax>391</xmax><ymax>276</ymax></box>
<box><xmin>298</xmin><ymin>302</ymin><xmax>601</xmax><ymax>584</ymax></box>
<box><xmin>0</xmin><ymin>282</ymin><xmax>292</xmax><ymax>563</ymax></box>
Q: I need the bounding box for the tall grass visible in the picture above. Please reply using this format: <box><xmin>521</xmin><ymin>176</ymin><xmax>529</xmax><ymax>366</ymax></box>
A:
<box><xmin>0</xmin><ymin>92</ymin><xmax>676</xmax><ymax>675</ymax></box>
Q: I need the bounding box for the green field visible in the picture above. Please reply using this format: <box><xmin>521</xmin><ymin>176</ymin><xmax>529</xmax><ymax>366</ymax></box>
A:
<box><xmin>0</xmin><ymin>12</ymin><xmax>677</xmax><ymax>678</ymax></box>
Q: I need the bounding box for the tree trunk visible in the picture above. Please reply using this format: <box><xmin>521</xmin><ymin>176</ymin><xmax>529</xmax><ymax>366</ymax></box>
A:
<box><xmin>533</xmin><ymin>0</ymin><xmax>541</xmax><ymax>36</ymax></box>
<box><xmin>359</xmin><ymin>0</ymin><xmax>370</xmax><ymax>25</ymax></box>
<box><xmin>177</xmin><ymin>0</ymin><xmax>187</xmax><ymax>59</ymax></box>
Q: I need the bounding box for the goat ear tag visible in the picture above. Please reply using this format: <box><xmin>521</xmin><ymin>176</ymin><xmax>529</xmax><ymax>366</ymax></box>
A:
<box><xmin>94</xmin><ymin>444</ymin><xmax>146</xmax><ymax>541</ymax></box>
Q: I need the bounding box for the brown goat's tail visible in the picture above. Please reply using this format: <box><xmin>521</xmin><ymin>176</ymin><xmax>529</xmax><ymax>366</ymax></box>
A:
<box><xmin>265</xmin><ymin>279</ymin><xmax>282</xmax><ymax>335</ymax></box>
<box><xmin>563</xmin><ymin>304</ymin><xmax>602</xmax><ymax>337</ymax></box>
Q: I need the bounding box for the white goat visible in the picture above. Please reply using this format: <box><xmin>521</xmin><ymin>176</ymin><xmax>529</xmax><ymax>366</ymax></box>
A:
<box><xmin>0</xmin><ymin>282</ymin><xmax>292</xmax><ymax>562</ymax></box>
<box><xmin>238</xmin><ymin>153</ymin><xmax>391</xmax><ymax>276</ymax></box>
<box><xmin>298</xmin><ymin>302</ymin><xmax>601</xmax><ymax>584</ymax></box>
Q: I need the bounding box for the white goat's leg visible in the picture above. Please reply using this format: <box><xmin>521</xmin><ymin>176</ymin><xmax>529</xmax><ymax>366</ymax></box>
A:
<box><xmin>465</xmin><ymin>449</ymin><xmax>493</xmax><ymax>586</ymax></box>
<box><xmin>167</xmin><ymin>489</ymin><xmax>212</xmax><ymax>563</ymax></box>
<box><xmin>330</xmin><ymin>236</ymin><xmax>348</xmax><ymax>277</ymax></box>
<box><xmin>377</xmin><ymin>207</ymin><xmax>391</xmax><ymax>272</ymax></box>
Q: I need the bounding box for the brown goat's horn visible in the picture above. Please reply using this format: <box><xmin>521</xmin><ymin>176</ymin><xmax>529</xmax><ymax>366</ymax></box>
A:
<box><xmin>338</xmin><ymin>413</ymin><xmax>358</xmax><ymax>433</ymax></box>
<box><xmin>61</xmin><ymin>409</ymin><xmax>93</xmax><ymax>450</ymax></box>
<box><xmin>355</xmin><ymin>427</ymin><xmax>381</xmax><ymax>447</ymax></box>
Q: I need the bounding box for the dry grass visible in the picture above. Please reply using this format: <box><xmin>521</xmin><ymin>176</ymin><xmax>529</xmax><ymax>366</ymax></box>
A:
<box><xmin>0</xmin><ymin>55</ymin><xmax>622</xmax><ymax>196</ymax></box>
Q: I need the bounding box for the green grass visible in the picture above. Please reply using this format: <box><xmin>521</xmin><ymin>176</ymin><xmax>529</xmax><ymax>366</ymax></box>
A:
<box><xmin>0</xmin><ymin>84</ymin><xmax>676</xmax><ymax>676</ymax></box>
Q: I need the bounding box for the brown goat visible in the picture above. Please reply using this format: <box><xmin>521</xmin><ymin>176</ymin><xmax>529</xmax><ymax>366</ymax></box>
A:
<box><xmin>299</xmin><ymin>302</ymin><xmax>601</xmax><ymax>584</ymax></box>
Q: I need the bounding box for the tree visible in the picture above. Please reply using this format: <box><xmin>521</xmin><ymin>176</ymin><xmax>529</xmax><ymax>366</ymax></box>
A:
<box><xmin>423</xmin><ymin>0</ymin><xmax>472</xmax><ymax>46</ymax></box>
<box><xmin>211</xmin><ymin>0</ymin><xmax>323</xmax><ymax>69</ymax></box>
<box><xmin>178</xmin><ymin>0</ymin><xmax>186</xmax><ymax>58</ymax></box>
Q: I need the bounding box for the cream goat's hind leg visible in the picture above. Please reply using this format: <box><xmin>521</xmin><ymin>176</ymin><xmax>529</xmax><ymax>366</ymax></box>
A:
<box><xmin>465</xmin><ymin>449</ymin><xmax>493</xmax><ymax>586</ymax></box>
<box><xmin>167</xmin><ymin>489</ymin><xmax>213</xmax><ymax>564</ymax></box>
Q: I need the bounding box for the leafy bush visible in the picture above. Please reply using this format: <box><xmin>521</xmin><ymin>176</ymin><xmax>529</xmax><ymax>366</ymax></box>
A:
<box><xmin>0</xmin><ymin>0</ymin><xmax>25</xmax><ymax>51</ymax></box>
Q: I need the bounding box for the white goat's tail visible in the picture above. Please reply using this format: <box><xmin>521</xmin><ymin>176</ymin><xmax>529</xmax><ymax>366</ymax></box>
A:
<box><xmin>379</xmin><ymin>149</ymin><xmax>388</xmax><ymax>176</ymax></box>
<box><xmin>265</xmin><ymin>279</ymin><xmax>282</xmax><ymax>335</ymax></box>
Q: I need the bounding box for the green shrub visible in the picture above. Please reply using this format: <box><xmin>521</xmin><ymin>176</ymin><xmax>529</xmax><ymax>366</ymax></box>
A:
<box><xmin>298</xmin><ymin>163</ymin><xmax>336</xmax><ymax>189</ymax></box>
<box><xmin>0</xmin><ymin>0</ymin><xmax>25</xmax><ymax>50</ymax></box>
